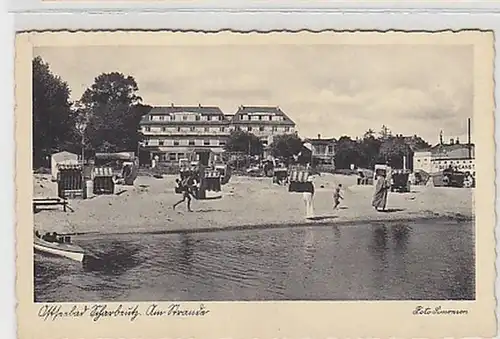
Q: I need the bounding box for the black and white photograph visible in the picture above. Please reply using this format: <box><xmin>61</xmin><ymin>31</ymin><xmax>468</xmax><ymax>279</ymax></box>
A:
<box><xmin>31</xmin><ymin>33</ymin><xmax>480</xmax><ymax>303</ymax></box>
<box><xmin>15</xmin><ymin>30</ymin><xmax>496</xmax><ymax>339</ymax></box>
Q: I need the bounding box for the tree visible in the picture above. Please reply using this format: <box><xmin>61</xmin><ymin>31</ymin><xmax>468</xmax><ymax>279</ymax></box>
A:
<box><xmin>379</xmin><ymin>125</ymin><xmax>392</xmax><ymax>139</ymax></box>
<box><xmin>32</xmin><ymin>56</ymin><xmax>77</xmax><ymax>167</ymax></box>
<box><xmin>224</xmin><ymin>130</ymin><xmax>263</xmax><ymax>156</ymax></box>
<box><xmin>79</xmin><ymin>72</ymin><xmax>149</xmax><ymax>152</ymax></box>
<box><xmin>379</xmin><ymin>135</ymin><xmax>411</xmax><ymax>168</ymax></box>
<box><xmin>334</xmin><ymin>136</ymin><xmax>363</xmax><ymax>169</ymax></box>
<box><xmin>269</xmin><ymin>133</ymin><xmax>303</xmax><ymax>161</ymax></box>
<box><xmin>359</xmin><ymin>131</ymin><xmax>382</xmax><ymax>169</ymax></box>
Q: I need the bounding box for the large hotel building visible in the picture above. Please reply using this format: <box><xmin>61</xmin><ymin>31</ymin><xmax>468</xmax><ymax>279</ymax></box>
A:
<box><xmin>139</xmin><ymin>104</ymin><xmax>296</xmax><ymax>163</ymax></box>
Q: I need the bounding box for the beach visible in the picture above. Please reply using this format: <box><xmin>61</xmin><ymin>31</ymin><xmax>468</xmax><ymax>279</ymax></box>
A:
<box><xmin>33</xmin><ymin>173</ymin><xmax>474</xmax><ymax>235</ymax></box>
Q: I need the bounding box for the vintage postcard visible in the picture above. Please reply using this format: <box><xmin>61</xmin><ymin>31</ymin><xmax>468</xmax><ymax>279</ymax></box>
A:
<box><xmin>16</xmin><ymin>30</ymin><xmax>496</xmax><ymax>338</ymax></box>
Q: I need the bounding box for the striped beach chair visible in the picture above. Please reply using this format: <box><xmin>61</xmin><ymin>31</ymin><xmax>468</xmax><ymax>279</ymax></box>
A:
<box><xmin>56</xmin><ymin>163</ymin><xmax>83</xmax><ymax>199</ymax></box>
<box><xmin>203</xmin><ymin>170</ymin><xmax>221</xmax><ymax>192</ymax></box>
<box><xmin>93</xmin><ymin>167</ymin><xmax>115</xmax><ymax>195</ymax></box>
<box><xmin>288</xmin><ymin>169</ymin><xmax>313</xmax><ymax>193</ymax></box>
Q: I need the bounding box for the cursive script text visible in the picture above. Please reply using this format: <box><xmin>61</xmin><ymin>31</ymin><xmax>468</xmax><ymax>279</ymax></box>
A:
<box><xmin>413</xmin><ymin>305</ymin><xmax>469</xmax><ymax>316</ymax></box>
<box><xmin>146</xmin><ymin>303</ymin><xmax>210</xmax><ymax>317</ymax></box>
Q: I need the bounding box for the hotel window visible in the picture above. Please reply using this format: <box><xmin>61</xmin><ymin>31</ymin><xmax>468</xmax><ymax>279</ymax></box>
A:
<box><xmin>190</xmin><ymin>127</ymin><xmax>195</xmax><ymax>132</ymax></box>
<box><xmin>169</xmin><ymin>153</ymin><xmax>176</xmax><ymax>161</ymax></box>
<box><xmin>248</xmin><ymin>126</ymin><xmax>253</xmax><ymax>132</ymax></box>
<box><xmin>183</xmin><ymin>115</ymin><xmax>188</xmax><ymax>121</ymax></box>
<box><xmin>272</xmin><ymin>127</ymin><xmax>277</xmax><ymax>132</ymax></box>
<box><xmin>204</xmin><ymin>127</ymin><xmax>209</xmax><ymax>132</ymax></box>
<box><xmin>196</xmin><ymin>115</ymin><xmax>201</xmax><ymax>121</ymax></box>
<box><xmin>177</xmin><ymin>127</ymin><xmax>181</xmax><ymax>132</ymax></box>
<box><xmin>159</xmin><ymin>116</ymin><xmax>165</xmax><ymax>120</ymax></box>
<box><xmin>285</xmin><ymin>127</ymin><xmax>290</xmax><ymax>132</ymax></box>
<box><xmin>189</xmin><ymin>140</ymin><xmax>195</xmax><ymax>146</ymax></box>
<box><xmin>144</xmin><ymin>140</ymin><xmax>149</xmax><ymax>146</ymax></box>
<box><xmin>219</xmin><ymin>116</ymin><xmax>222</xmax><ymax>121</ymax></box>
<box><xmin>145</xmin><ymin>127</ymin><xmax>151</xmax><ymax>132</ymax></box>
<box><xmin>259</xmin><ymin>127</ymin><xmax>264</xmax><ymax>132</ymax></box>
<box><xmin>159</xmin><ymin>140</ymin><xmax>164</xmax><ymax>146</ymax></box>
<box><xmin>174</xmin><ymin>141</ymin><xmax>179</xmax><ymax>146</ymax></box>
<box><xmin>204</xmin><ymin>140</ymin><xmax>210</xmax><ymax>146</ymax></box>
<box><xmin>220</xmin><ymin>127</ymin><xmax>225</xmax><ymax>132</ymax></box>
<box><xmin>161</xmin><ymin>127</ymin><xmax>166</xmax><ymax>132</ymax></box>
<box><xmin>259</xmin><ymin>116</ymin><xmax>262</xmax><ymax>120</ymax></box>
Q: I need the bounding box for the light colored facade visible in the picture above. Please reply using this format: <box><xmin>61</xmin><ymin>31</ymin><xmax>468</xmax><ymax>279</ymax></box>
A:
<box><xmin>412</xmin><ymin>150</ymin><xmax>432</xmax><ymax>173</ymax></box>
<box><xmin>304</xmin><ymin>135</ymin><xmax>335</xmax><ymax>165</ymax></box>
<box><xmin>139</xmin><ymin>105</ymin><xmax>231</xmax><ymax>162</ymax></box>
<box><xmin>230</xmin><ymin>106</ymin><xmax>296</xmax><ymax>148</ymax></box>
<box><xmin>413</xmin><ymin>142</ymin><xmax>475</xmax><ymax>176</ymax></box>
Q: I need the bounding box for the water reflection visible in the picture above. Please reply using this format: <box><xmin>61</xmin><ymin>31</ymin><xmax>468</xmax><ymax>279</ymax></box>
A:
<box><xmin>82</xmin><ymin>241</ymin><xmax>141</xmax><ymax>276</ymax></box>
<box><xmin>303</xmin><ymin>228</ymin><xmax>316</xmax><ymax>271</ymax></box>
<box><xmin>391</xmin><ymin>224</ymin><xmax>411</xmax><ymax>253</ymax></box>
<box><xmin>34</xmin><ymin>220</ymin><xmax>475</xmax><ymax>302</ymax></box>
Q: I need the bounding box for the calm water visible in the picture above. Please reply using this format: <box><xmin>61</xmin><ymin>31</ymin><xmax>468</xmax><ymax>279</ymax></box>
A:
<box><xmin>34</xmin><ymin>220</ymin><xmax>475</xmax><ymax>302</ymax></box>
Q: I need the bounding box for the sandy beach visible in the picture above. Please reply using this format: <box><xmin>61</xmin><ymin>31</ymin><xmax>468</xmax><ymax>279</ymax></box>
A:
<box><xmin>33</xmin><ymin>173</ymin><xmax>474</xmax><ymax>235</ymax></box>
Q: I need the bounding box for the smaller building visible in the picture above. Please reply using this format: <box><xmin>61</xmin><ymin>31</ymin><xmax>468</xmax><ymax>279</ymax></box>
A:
<box><xmin>412</xmin><ymin>139</ymin><xmax>475</xmax><ymax>176</ymax></box>
<box><xmin>413</xmin><ymin>150</ymin><xmax>432</xmax><ymax>173</ymax></box>
<box><xmin>304</xmin><ymin>134</ymin><xmax>336</xmax><ymax>166</ymax></box>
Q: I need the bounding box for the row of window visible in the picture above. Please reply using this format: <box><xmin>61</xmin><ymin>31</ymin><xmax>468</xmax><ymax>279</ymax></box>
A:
<box><xmin>145</xmin><ymin>139</ymin><xmax>226</xmax><ymax>147</ymax></box>
<box><xmin>416</xmin><ymin>158</ymin><xmax>474</xmax><ymax>164</ymax></box>
<box><xmin>143</xmin><ymin>126</ymin><xmax>293</xmax><ymax>133</ymax></box>
<box><xmin>149</xmin><ymin>115</ymin><xmax>224</xmax><ymax>122</ymax></box>
<box><xmin>240</xmin><ymin>126</ymin><xmax>291</xmax><ymax>133</ymax></box>
<box><xmin>144</xmin><ymin>126</ymin><xmax>227</xmax><ymax>133</ymax></box>
<box><xmin>240</xmin><ymin>115</ymin><xmax>284</xmax><ymax>122</ymax></box>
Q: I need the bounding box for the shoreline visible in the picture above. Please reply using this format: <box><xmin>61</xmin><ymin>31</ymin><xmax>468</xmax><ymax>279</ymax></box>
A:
<box><xmin>68</xmin><ymin>213</ymin><xmax>473</xmax><ymax>238</ymax></box>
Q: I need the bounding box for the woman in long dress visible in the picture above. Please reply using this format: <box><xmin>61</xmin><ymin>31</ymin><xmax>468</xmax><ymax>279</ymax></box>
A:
<box><xmin>372</xmin><ymin>174</ymin><xmax>390</xmax><ymax>211</ymax></box>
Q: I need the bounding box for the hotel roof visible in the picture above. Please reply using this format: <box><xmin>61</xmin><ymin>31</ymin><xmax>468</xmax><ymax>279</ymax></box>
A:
<box><xmin>231</xmin><ymin>106</ymin><xmax>296</xmax><ymax>126</ymax></box>
<box><xmin>146</xmin><ymin>105</ymin><xmax>224</xmax><ymax>116</ymax></box>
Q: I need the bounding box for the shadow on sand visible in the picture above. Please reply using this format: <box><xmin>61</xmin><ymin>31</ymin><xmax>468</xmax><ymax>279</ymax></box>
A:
<box><xmin>194</xmin><ymin>208</ymin><xmax>225</xmax><ymax>213</ymax></box>
<box><xmin>380</xmin><ymin>208</ymin><xmax>406</xmax><ymax>213</ymax></box>
<box><xmin>307</xmin><ymin>215</ymin><xmax>338</xmax><ymax>221</ymax></box>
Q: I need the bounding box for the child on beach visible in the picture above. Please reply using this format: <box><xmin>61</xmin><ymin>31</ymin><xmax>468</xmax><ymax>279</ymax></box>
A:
<box><xmin>333</xmin><ymin>184</ymin><xmax>344</xmax><ymax>209</ymax></box>
<box><xmin>173</xmin><ymin>176</ymin><xmax>195</xmax><ymax>212</ymax></box>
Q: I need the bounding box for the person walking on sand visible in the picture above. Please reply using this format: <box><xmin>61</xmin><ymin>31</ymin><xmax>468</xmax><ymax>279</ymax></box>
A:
<box><xmin>372</xmin><ymin>173</ymin><xmax>390</xmax><ymax>212</ymax></box>
<box><xmin>302</xmin><ymin>170</ymin><xmax>318</xmax><ymax>220</ymax></box>
<box><xmin>333</xmin><ymin>184</ymin><xmax>344</xmax><ymax>209</ymax></box>
<box><xmin>173</xmin><ymin>176</ymin><xmax>194</xmax><ymax>212</ymax></box>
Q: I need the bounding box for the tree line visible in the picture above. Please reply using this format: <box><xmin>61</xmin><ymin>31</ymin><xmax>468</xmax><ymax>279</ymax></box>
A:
<box><xmin>33</xmin><ymin>56</ymin><xmax>150</xmax><ymax>168</ymax></box>
<box><xmin>33</xmin><ymin>56</ymin><xmax>432</xmax><ymax>170</ymax></box>
<box><xmin>224</xmin><ymin>127</ymin><xmax>431</xmax><ymax>169</ymax></box>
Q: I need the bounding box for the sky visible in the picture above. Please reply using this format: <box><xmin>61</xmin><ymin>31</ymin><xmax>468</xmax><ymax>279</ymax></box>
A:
<box><xmin>35</xmin><ymin>44</ymin><xmax>474</xmax><ymax>145</ymax></box>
